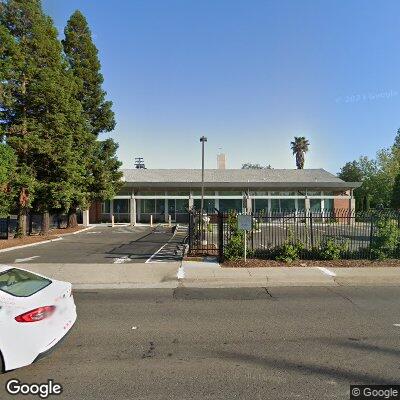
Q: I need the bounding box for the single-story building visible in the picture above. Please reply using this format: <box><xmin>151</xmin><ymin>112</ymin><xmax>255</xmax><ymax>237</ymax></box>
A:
<box><xmin>88</xmin><ymin>168</ymin><xmax>361</xmax><ymax>224</ymax></box>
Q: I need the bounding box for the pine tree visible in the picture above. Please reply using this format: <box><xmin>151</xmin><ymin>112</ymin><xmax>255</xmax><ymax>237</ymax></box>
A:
<box><xmin>62</xmin><ymin>10</ymin><xmax>115</xmax><ymax>136</ymax></box>
<box><xmin>0</xmin><ymin>0</ymin><xmax>85</xmax><ymax>235</ymax></box>
<box><xmin>62</xmin><ymin>10</ymin><xmax>122</xmax><ymax>226</ymax></box>
<box><xmin>0</xmin><ymin>144</ymin><xmax>17</xmax><ymax>216</ymax></box>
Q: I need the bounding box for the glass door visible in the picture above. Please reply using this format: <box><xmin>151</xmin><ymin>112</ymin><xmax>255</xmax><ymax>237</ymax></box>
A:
<box><xmin>168</xmin><ymin>199</ymin><xmax>176</xmax><ymax>222</ymax></box>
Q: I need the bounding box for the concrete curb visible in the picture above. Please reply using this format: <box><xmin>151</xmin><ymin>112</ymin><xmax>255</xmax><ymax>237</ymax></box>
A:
<box><xmin>0</xmin><ymin>237</ymin><xmax>63</xmax><ymax>253</ymax></box>
<box><xmin>73</xmin><ymin>282</ymin><xmax>178</xmax><ymax>290</ymax></box>
<box><xmin>0</xmin><ymin>226</ymin><xmax>94</xmax><ymax>253</ymax></box>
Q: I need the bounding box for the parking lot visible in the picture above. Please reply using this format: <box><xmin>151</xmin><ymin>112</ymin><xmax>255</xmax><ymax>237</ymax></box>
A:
<box><xmin>0</xmin><ymin>225</ymin><xmax>187</xmax><ymax>265</ymax></box>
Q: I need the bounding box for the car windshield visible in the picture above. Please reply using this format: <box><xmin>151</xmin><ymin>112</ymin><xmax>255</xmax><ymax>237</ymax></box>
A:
<box><xmin>0</xmin><ymin>268</ymin><xmax>51</xmax><ymax>297</ymax></box>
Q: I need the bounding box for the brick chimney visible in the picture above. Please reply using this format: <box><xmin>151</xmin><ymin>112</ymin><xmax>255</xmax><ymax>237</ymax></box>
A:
<box><xmin>217</xmin><ymin>153</ymin><xmax>226</xmax><ymax>169</ymax></box>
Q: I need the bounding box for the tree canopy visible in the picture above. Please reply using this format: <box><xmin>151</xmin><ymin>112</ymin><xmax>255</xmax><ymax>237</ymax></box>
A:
<box><xmin>0</xmin><ymin>1</ymin><xmax>122</xmax><ymax>234</ymax></box>
<box><xmin>338</xmin><ymin>129</ymin><xmax>400</xmax><ymax>210</ymax></box>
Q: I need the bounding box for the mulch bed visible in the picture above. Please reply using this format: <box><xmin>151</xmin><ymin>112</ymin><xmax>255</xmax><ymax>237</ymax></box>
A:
<box><xmin>222</xmin><ymin>259</ymin><xmax>400</xmax><ymax>268</ymax></box>
<box><xmin>0</xmin><ymin>226</ymin><xmax>86</xmax><ymax>250</ymax></box>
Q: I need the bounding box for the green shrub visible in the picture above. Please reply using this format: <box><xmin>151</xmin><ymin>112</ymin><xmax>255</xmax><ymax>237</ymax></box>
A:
<box><xmin>227</xmin><ymin>210</ymin><xmax>238</xmax><ymax>234</ymax></box>
<box><xmin>319</xmin><ymin>238</ymin><xmax>348</xmax><ymax>260</ymax></box>
<box><xmin>275</xmin><ymin>241</ymin><xmax>304</xmax><ymax>263</ymax></box>
<box><xmin>224</xmin><ymin>231</ymin><xmax>253</xmax><ymax>260</ymax></box>
<box><xmin>370</xmin><ymin>218</ymin><xmax>400</xmax><ymax>260</ymax></box>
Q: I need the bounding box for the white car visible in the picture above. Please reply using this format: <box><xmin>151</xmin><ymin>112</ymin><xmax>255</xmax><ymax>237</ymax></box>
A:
<box><xmin>0</xmin><ymin>266</ymin><xmax>77</xmax><ymax>372</ymax></box>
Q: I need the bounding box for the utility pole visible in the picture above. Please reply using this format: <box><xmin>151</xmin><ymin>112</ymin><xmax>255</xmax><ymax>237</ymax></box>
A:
<box><xmin>200</xmin><ymin>136</ymin><xmax>207</xmax><ymax>216</ymax></box>
<box><xmin>134</xmin><ymin>157</ymin><xmax>146</xmax><ymax>169</ymax></box>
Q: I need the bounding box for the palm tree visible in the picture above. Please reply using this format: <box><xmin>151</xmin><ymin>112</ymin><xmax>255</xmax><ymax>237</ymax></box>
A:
<box><xmin>291</xmin><ymin>137</ymin><xmax>310</xmax><ymax>169</ymax></box>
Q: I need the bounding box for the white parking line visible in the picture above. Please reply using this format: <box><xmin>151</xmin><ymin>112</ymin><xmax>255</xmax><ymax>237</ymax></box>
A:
<box><xmin>145</xmin><ymin>226</ymin><xmax>180</xmax><ymax>263</ymax></box>
<box><xmin>14</xmin><ymin>256</ymin><xmax>40</xmax><ymax>263</ymax></box>
<box><xmin>113</xmin><ymin>256</ymin><xmax>131</xmax><ymax>264</ymax></box>
<box><xmin>177</xmin><ymin>264</ymin><xmax>185</xmax><ymax>279</ymax></box>
<box><xmin>316</xmin><ymin>267</ymin><xmax>336</xmax><ymax>277</ymax></box>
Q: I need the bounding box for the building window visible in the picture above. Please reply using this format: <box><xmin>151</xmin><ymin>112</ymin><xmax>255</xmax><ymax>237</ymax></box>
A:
<box><xmin>114</xmin><ymin>199</ymin><xmax>129</xmax><ymax>214</ymax></box>
<box><xmin>176</xmin><ymin>199</ymin><xmax>189</xmax><ymax>213</ymax></box>
<box><xmin>102</xmin><ymin>200</ymin><xmax>111</xmax><ymax>214</ymax></box>
<box><xmin>218</xmin><ymin>199</ymin><xmax>242</xmax><ymax>212</ymax></box>
<box><xmin>167</xmin><ymin>191</ymin><xmax>189</xmax><ymax>196</ymax></box>
<box><xmin>324</xmin><ymin>199</ymin><xmax>334</xmax><ymax>210</ymax></box>
<box><xmin>137</xmin><ymin>191</ymin><xmax>165</xmax><ymax>196</ymax></box>
<box><xmin>254</xmin><ymin>199</ymin><xmax>268</xmax><ymax>212</ymax></box>
<box><xmin>155</xmin><ymin>199</ymin><xmax>165</xmax><ymax>214</ymax></box>
<box><xmin>270</xmin><ymin>191</ymin><xmax>298</xmax><ymax>196</ymax></box>
<box><xmin>191</xmin><ymin>190</ymin><xmax>216</xmax><ymax>196</ymax></box>
<box><xmin>310</xmin><ymin>199</ymin><xmax>321</xmax><ymax>211</ymax></box>
<box><xmin>141</xmin><ymin>199</ymin><xmax>155</xmax><ymax>213</ymax></box>
<box><xmin>217</xmin><ymin>191</ymin><xmax>243</xmax><ymax>196</ymax></box>
<box><xmin>270</xmin><ymin>199</ymin><xmax>296</xmax><ymax>212</ymax></box>
<box><xmin>194</xmin><ymin>199</ymin><xmax>215</xmax><ymax>211</ymax></box>
<box><xmin>297</xmin><ymin>199</ymin><xmax>306</xmax><ymax>210</ymax></box>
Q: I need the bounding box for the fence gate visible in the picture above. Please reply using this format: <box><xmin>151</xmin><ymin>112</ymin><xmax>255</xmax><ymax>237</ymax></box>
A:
<box><xmin>188</xmin><ymin>210</ymin><xmax>224</xmax><ymax>262</ymax></box>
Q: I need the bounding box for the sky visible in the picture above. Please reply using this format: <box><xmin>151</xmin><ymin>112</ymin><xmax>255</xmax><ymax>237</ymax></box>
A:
<box><xmin>43</xmin><ymin>0</ymin><xmax>400</xmax><ymax>173</ymax></box>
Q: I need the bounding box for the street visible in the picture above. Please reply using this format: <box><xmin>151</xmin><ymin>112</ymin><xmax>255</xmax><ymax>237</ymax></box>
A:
<box><xmin>1</xmin><ymin>286</ymin><xmax>400</xmax><ymax>399</ymax></box>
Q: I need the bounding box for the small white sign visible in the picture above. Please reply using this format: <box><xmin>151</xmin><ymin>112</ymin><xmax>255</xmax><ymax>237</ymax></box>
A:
<box><xmin>238</xmin><ymin>214</ymin><xmax>252</xmax><ymax>231</ymax></box>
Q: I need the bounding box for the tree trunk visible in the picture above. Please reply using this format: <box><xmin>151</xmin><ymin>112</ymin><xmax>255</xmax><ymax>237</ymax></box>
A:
<box><xmin>67</xmin><ymin>206</ymin><xmax>78</xmax><ymax>228</ymax></box>
<box><xmin>16</xmin><ymin>207</ymin><xmax>27</xmax><ymax>238</ymax></box>
<box><xmin>41</xmin><ymin>211</ymin><xmax>50</xmax><ymax>235</ymax></box>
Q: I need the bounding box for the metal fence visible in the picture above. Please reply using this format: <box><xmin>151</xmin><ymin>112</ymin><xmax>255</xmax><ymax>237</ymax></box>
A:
<box><xmin>188</xmin><ymin>209</ymin><xmax>400</xmax><ymax>261</ymax></box>
<box><xmin>0</xmin><ymin>212</ymin><xmax>83</xmax><ymax>239</ymax></box>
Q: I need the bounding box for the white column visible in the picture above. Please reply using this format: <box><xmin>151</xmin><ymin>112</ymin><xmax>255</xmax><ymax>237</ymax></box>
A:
<box><xmin>268</xmin><ymin>191</ymin><xmax>272</xmax><ymax>213</ymax></box>
<box><xmin>130</xmin><ymin>194</ymin><xmax>136</xmax><ymax>226</ymax></box>
<box><xmin>305</xmin><ymin>197</ymin><xmax>310</xmax><ymax>212</ymax></box>
<box><xmin>246</xmin><ymin>196</ymin><xmax>252</xmax><ymax>213</ymax></box>
<box><xmin>214</xmin><ymin>191</ymin><xmax>219</xmax><ymax>211</ymax></box>
<box><xmin>189</xmin><ymin>191</ymin><xmax>194</xmax><ymax>210</ymax></box>
<box><xmin>164</xmin><ymin>195</ymin><xmax>168</xmax><ymax>223</ymax></box>
<box><xmin>110</xmin><ymin>199</ymin><xmax>114</xmax><ymax>223</ymax></box>
<box><xmin>83</xmin><ymin>209</ymin><xmax>90</xmax><ymax>227</ymax></box>
<box><xmin>320</xmin><ymin>191</ymin><xmax>325</xmax><ymax>211</ymax></box>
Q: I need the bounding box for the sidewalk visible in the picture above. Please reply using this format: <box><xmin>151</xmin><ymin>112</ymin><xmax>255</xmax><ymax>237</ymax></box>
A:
<box><xmin>181</xmin><ymin>261</ymin><xmax>400</xmax><ymax>288</ymax></box>
<box><xmin>20</xmin><ymin>262</ymin><xmax>180</xmax><ymax>289</ymax></box>
<box><xmin>11</xmin><ymin>261</ymin><xmax>400</xmax><ymax>289</ymax></box>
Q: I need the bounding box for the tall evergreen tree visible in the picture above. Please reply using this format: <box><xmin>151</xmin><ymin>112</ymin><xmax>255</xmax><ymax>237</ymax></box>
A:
<box><xmin>62</xmin><ymin>10</ymin><xmax>115</xmax><ymax>136</ymax></box>
<box><xmin>0</xmin><ymin>0</ymin><xmax>86</xmax><ymax>235</ymax></box>
<box><xmin>62</xmin><ymin>10</ymin><xmax>122</xmax><ymax>226</ymax></box>
<box><xmin>0</xmin><ymin>143</ymin><xmax>17</xmax><ymax>216</ymax></box>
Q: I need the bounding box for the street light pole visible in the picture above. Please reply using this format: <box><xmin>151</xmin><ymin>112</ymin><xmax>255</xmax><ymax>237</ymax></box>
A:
<box><xmin>200</xmin><ymin>136</ymin><xmax>207</xmax><ymax>217</ymax></box>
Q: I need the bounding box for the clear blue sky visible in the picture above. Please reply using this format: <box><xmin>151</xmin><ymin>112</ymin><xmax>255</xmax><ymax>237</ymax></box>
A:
<box><xmin>44</xmin><ymin>0</ymin><xmax>400</xmax><ymax>173</ymax></box>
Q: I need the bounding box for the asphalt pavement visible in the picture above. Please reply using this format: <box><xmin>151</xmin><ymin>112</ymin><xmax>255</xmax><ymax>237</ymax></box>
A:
<box><xmin>1</xmin><ymin>287</ymin><xmax>400</xmax><ymax>400</ymax></box>
<box><xmin>0</xmin><ymin>225</ymin><xmax>183</xmax><ymax>264</ymax></box>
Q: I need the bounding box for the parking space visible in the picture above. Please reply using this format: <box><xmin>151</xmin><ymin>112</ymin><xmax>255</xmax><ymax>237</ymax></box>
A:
<box><xmin>0</xmin><ymin>225</ymin><xmax>187</xmax><ymax>264</ymax></box>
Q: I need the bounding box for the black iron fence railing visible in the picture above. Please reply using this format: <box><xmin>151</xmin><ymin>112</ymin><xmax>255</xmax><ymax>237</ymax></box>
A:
<box><xmin>0</xmin><ymin>212</ymin><xmax>83</xmax><ymax>239</ymax></box>
<box><xmin>188</xmin><ymin>209</ymin><xmax>400</xmax><ymax>262</ymax></box>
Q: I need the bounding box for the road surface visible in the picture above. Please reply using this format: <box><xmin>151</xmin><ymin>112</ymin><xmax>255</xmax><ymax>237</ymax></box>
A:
<box><xmin>1</xmin><ymin>287</ymin><xmax>399</xmax><ymax>399</ymax></box>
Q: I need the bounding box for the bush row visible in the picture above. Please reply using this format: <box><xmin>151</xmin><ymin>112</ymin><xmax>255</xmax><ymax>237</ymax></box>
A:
<box><xmin>224</xmin><ymin>214</ymin><xmax>400</xmax><ymax>262</ymax></box>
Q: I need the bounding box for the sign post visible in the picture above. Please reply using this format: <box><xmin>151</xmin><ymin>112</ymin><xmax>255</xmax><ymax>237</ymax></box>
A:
<box><xmin>237</xmin><ymin>214</ymin><xmax>252</xmax><ymax>263</ymax></box>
